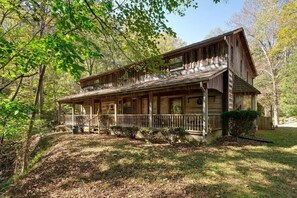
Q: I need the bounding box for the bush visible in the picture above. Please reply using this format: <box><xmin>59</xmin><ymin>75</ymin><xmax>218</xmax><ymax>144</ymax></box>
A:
<box><xmin>110</xmin><ymin>125</ymin><xmax>123</xmax><ymax>137</ymax></box>
<box><xmin>99</xmin><ymin>115</ymin><xmax>112</xmax><ymax>134</ymax></box>
<box><xmin>122</xmin><ymin>126</ymin><xmax>139</xmax><ymax>139</ymax></box>
<box><xmin>139</xmin><ymin>127</ymin><xmax>159</xmax><ymax>143</ymax></box>
<box><xmin>221</xmin><ymin>110</ymin><xmax>259</xmax><ymax>137</ymax></box>
<box><xmin>160</xmin><ymin>127</ymin><xmax>186</xmax><ymax>145</ymax></box>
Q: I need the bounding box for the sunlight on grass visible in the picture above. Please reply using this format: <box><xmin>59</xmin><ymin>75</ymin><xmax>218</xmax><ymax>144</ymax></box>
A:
<box><xmin>7</xmin><ymin>129</ymin><xmax>297</xmax><ymax>197</ymax></box>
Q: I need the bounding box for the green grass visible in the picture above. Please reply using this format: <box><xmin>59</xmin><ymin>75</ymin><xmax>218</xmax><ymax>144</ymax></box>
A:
<box><xmin>6</xmin><ymin>128</ymin><xmax>297</xmax><ymax>197</ymax></box>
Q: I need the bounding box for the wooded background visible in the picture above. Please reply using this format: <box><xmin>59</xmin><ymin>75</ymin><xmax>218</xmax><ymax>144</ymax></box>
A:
<box><xmin>0</xmin><ymin>0</ymin><xmax>296</xmax><ymax>176</ymax></box>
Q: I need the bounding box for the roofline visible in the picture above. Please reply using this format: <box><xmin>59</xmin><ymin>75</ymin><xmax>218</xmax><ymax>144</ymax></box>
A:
<box><xmin>80</xmin><ymin>27</ymin><xmax>257</xmax><ymax>82</ymax></box>
<box><xmin>59</xmin><ymin>68</ymin><xmax>227</xmax><ymax>103</ymax></box>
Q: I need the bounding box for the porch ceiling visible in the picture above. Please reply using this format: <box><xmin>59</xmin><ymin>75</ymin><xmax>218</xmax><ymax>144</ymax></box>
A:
<box><xmin>233</xmin><ymin>75</ymin><xmax>261</xmax><ymax>94</ymax></box>
<box><xmin>58</xmin><ymin>67</ymin><xmax>227</xmax><ymax>103</ymax></box>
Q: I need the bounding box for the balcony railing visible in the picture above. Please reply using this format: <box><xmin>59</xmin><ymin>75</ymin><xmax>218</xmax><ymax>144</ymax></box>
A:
<box><xmin>61</xmin><ymin>113</ymin><xmax>221</xmax><ymax>132</ymax></box>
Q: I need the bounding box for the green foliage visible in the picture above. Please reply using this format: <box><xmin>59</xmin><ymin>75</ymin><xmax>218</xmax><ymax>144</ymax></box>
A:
<box><xmin>0</xmin><ymin>96</ymin><xmax>34</xmax><ymax>141</ymax></box>
<box><xmin>280</xmin><ymin>49</ymin><xmax>297</xmax><ymax>116</ymax></box>
<box><xmin>221</xmin><ymin>110</ymin><xmax>259</xmax><ymax>137</ymax></box>
<box><xmin>139</xmin><ymin>127</ymin><xmax>159</xmax><ymax>143</ymax></box>
<box><xmin>29</xmin><ymin>136</ymin><xmax>52</xmax><ymax>170</ymax></box>
<box><xmin>122</xmin><ymin>126</ymin><xmax>139</xmax><ymax>139</ymax></box>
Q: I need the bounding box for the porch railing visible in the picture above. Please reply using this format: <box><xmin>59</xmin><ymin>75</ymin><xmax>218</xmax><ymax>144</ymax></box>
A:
<box><xmin>152</xmin><ymin>114</ymin><xmax>204</xmax><ymax>131</ymax></box>
<box><xmin>117</xmin><ymin>114</ymin><xmax>149</xmax><ymax>127</ymax></box>
<box><xmin>60</xmin><ymin>113</ymin><xmax>221</xmax><ymax>132</ymax></box>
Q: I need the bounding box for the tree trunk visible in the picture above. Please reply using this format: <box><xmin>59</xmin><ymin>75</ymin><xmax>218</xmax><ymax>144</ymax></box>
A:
<box><xmin>272</xmin><ymin>79</ymin><xmax>279</xmax><ymax>126</ymax></box>
<box><xmin>38</xmin><ymin>65</ymin><xmax>44</xmax><ymax>117</ymax></box>
<box><xmin>22</xmin><ymin>65</ymin><xmax>46</xmax><ymax>172</ymax></box>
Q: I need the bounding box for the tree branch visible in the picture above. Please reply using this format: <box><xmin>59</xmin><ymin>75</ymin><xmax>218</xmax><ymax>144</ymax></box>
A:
<box><xmin>0</xmin><ymin>72</ymin><xmax>38</xmax><ymax>91</ymax></box>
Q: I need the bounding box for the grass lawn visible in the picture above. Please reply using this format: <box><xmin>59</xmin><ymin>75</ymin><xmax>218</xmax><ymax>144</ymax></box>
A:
<box><xmin>4</xmin><ymin>127</ymin><xmax>297</xmax><ymax>198</ymax></box>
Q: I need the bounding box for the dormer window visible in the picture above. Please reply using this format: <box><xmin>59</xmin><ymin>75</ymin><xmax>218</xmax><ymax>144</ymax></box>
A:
<box><xmin>169</xmin><ymin>55</ymin><xmax>183</xmax><ymax>71</ymax></box>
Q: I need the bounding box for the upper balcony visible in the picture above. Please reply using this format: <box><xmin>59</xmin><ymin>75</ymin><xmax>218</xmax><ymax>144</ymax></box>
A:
<box><xmin>80</xmin><ymin>40</ymin><xmax>228</xmax><ymax>92</ymax></box>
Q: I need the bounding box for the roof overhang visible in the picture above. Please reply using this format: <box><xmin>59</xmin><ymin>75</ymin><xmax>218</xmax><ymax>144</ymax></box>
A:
<box><xmin>58</xmin><ymin>67</ymin><xmax>227</xmax><ymax>103</ymax></box>
<box><xmin>233</xmin><ymin>75</ymin><xmax>261</xmax><ymax>95</ymax></box>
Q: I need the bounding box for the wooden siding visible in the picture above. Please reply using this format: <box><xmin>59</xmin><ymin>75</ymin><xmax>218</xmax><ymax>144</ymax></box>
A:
<box><xmin>208</xmin><ymin>73</ymin><xmax>223</xmax><ymax>93</ymax></box>
<box><xmin>228</xmin><ymin>34</ymin><xmax>254</xmax><ymax>85</ymax></box>
<box><xmin>185</xmin><ymin>90</ymin><xmax>222</xmax><ymax>115</ymax></box>
<box><xmin>80</xmin><ymin>41</ymin><xmax>228</xmax><ymax>91</ymax></box>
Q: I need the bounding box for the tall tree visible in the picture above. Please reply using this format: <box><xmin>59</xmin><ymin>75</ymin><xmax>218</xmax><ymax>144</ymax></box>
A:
<box><xmin>228</xmin><ymin>0</ymin><xmax>287</xmax><ymax>126</ymax></box>
<box><xmin>1</xmin><ymin>0</ymin><xmax>222</xmax><ymax>171</ymax></box>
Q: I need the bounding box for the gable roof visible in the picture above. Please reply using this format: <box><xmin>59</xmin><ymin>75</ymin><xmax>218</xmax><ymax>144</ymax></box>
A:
<box><xmin>80</xmin><ymin>28</ymin><xmax>257</xmax><ymax>83</ymax></box>
<box><xmin>58</xmin><ymin>67</ymin><xmax>227</xmax><ymax>103</ymax></box>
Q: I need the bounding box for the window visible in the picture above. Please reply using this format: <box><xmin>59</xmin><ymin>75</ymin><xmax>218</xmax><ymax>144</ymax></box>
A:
<box><xmin>236</xmin><ymin>39</ymin><xmax>239</xmax><ymax>47</ymax></box>
<box><xmin>170</xmin><ymin>98</ymin><xmax>183</xmax><ymax>114</ymax></box>
<box><xmin>246</xmin><ymin>71</ymin><xmax>249</xmax><ymax>82</ymax></box>
<box><xmin>169</xmin><ymin>56</ymin><xmax>183</xmax><ymax>71</ymax></box>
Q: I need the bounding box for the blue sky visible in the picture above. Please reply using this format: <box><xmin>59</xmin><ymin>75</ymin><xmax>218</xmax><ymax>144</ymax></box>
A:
<box><xmin>166</xmin><ymin>0</ymin><xmax>244</xmax><ymax>44</ymax></box>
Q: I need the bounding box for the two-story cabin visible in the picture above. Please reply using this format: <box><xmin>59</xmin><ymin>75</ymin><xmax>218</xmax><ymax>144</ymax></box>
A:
<box><xmin>57</xmin><ymin>28</ymin><xmax>260</xmax><ymax>140</ymax></box>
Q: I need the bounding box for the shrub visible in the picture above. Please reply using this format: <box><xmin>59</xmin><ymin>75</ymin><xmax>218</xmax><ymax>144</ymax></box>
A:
<box><xmin>110</xmin><ymin>125</ymin><xmax>123</xmax><ymax>137</ymax></box>
<box><xmin>160</xmin><ymin>127</ymin><xmax>186</xmax><ymax>145</ymax></box>
<box><xmin>139</xmin><ymin>127</ymin><xmax>159</xmax><ymax>143</ymax></box>
<box><xmin>99</xmin><ymin>115</ymin><xmax>112</xmax><ymax>134</ymax></box>
<box><xmin>221</xmin><ymin>110</ymin><xmax>259</xmax><ymax>138</ymax></box>
<box><xmin>122</xmin><ymin>126</ymin><xmax>139</xmax><ymax>139</ymax></box>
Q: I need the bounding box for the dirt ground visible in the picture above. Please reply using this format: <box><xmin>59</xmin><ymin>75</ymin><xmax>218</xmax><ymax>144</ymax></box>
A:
<box><xmin>5</xmin><ymin>129</ymin><xmax>297</xmax><ymax>198</ymax></box>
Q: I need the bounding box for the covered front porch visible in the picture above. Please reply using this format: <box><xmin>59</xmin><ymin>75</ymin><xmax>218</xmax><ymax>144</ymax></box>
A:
<box><xmin>57</xmin><ymin>68</ymin><xmax>229</xmax><ymax>139</ymax></box>
<box><xmin>59</xmin><ymin>113</ymin><xmax>221</xmax><ymax>133</ymax></box>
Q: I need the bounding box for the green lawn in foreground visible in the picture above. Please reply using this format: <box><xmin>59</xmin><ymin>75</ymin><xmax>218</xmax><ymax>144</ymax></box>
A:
<box><xmin>6</xmin><ymin>127</ymin><xmax>297</xmax><ymax>198</ymax></box>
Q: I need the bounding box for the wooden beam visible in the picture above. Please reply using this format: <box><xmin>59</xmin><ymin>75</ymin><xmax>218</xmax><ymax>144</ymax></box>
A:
<box><xmin>201</xmin><ymin>82</ymin><xmax>208</xmax><ymax>142</ymax></box>
<box><xmin>114</xmin><ymin>99</ymin><xmax>118</xmax><ymax>125</ymax></box>
<box><xmin>72</xmin><ymin>103</ymin><xmax>75</xmax><ymax>128</ymax></box>
<box><xmin>252</xmin><ymin>94</ymin><xmax>257</xmax><ymax>111</ymax></box>
<box><xmin>149</xmin><ymin>92</ymin><xmax>153</xmax><ymax>127</ymax></box>
<box><xmin>89</xmin><ymin>103</ymin><xmax>92</xmax><ymax>133</ymax></box>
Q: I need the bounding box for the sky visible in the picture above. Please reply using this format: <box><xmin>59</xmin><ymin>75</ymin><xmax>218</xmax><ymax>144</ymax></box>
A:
<box><xmin>166</xmin><ymin>0</ymin><xmax>244</xmax><ymax>44</ymax></box>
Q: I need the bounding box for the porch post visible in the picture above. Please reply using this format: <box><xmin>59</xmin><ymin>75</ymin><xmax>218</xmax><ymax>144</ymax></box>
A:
<box><xmin>149</xmin><ymin>92</ymin><xmax>153</xmax><ymax>127</ymax></box>
<box><xmin>114</xmin><ymin>102</ymin><xmax>117</xmax><ymax>125</ymax></box>
<box><xmin>89</xmin><ymin>103</ymin><xmax>92</xmax><ymax>133</ymax></box>
<box><xmin>58</xmin><ymin>102</ymin><xmax>61</xmax><ymax>124</ymax></box>
<box><xmin>72</xmin><ymin>103</ymin><xmax>75</xmax><ymax>128</ymax></box>
<box><xmin>251</xmin><ymin>95</ymin><xmax>257</xmax><ymax>111</ymax></box>
<box><xmin>200</xmin><ymin>82</ymin><xmax>208</xmax><ymax>142</ymax></box>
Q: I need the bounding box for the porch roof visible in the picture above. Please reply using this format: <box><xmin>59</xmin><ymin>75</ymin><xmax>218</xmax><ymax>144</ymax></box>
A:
<box><xmin>58</xmin><ymin>67</ymin><xmax>227</xmax><ymax>103</ymax></box>
<box><xmin>233</xmin><ymin>75</ymin><xmax>261</xmax><ymax>94</ymax></box>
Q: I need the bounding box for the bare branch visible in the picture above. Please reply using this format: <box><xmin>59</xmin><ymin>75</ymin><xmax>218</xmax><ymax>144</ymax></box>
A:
<box><xmin>0</xmin><ymin>72</ymin><xmax>38</xmax><ymax>91</ymax></box>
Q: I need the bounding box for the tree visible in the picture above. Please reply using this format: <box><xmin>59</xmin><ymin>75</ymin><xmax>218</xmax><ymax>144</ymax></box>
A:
<box><xmin>228</xmin><ymin>0</ymin><xmax>287</xmax><ymax>126</ymax></box>
<box><xmin>157</xmin><ymin>33</ymin><xmax>187</xmax><ymax>53</ymax></box>
<box><xmin>1</xmin><ymin>0</ymin><xmax>222</xmax><ymax>172</ymax></box>
<box><xmin>204</xmin><ymin>27</ymin><xmax>226</xmax><ymax>39</ymax></box>
<box><xmin>280</xmin><ymin>49</ymin><xmax>297</xmax><ymax>116</ymax></box>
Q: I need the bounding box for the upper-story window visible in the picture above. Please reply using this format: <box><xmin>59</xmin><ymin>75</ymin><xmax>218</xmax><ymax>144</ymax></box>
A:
<box><xmin>169</xmin><ymin>55</ymin><xmax>183</xmax><ymax>71</ymax></box>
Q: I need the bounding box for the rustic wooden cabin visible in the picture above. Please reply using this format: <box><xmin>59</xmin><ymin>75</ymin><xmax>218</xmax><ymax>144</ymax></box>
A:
<box><xmin>57</xmin><ymin>28</ymin><xmax>260</xmax><ymax>140</ymax></box>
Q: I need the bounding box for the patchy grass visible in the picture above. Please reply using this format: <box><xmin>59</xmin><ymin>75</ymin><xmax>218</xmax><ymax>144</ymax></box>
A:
<box><xmin>4</xmin><ymin>128</ymin><xmax>297</xmax><ymax>198</ymax></box>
